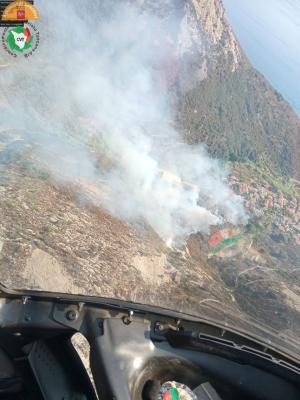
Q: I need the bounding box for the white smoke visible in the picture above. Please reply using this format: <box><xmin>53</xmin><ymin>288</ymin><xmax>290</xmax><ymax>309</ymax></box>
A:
<box><xmin>0</xmin><ymin>0</ymin><xmax>247</xmax><ymax>243</ymax></box>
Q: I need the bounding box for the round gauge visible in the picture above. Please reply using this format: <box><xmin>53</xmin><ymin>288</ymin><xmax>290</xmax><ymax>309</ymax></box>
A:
<box><xmin>158</xmin><ymin>381</ymin><xmax>197</xmax><ymax>400</ymax></box>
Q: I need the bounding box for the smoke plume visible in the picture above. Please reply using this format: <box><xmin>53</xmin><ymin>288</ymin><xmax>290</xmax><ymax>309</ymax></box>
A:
<box><xmin>0</xmin><ymin>0</ymin><xmax>247</xmax><ymax>243</ymax></box>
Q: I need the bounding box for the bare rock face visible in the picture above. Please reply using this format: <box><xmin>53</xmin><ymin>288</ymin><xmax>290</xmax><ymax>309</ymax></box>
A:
<box><xmin>189</xmin><ymin>0</ymin><xmax>242</xmax><ymax>69</ymax></box>
<box><xmin>24</xmin><ymin>249</ymin><xmax>80</xmax><ymax>293</ymax></box>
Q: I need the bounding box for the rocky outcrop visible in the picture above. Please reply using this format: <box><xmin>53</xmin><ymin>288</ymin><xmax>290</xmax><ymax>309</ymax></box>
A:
<box><xmin>189</xmin><ymin>0</ymin><xmax>242</xmax><ymax>69</ymax></box>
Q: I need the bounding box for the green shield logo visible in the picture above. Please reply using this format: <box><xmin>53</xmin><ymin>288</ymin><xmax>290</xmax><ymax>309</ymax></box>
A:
<box><xmin>6</xmin><ymin>26</ymin><xmax>33</xmax><ymax>52</ymax></box>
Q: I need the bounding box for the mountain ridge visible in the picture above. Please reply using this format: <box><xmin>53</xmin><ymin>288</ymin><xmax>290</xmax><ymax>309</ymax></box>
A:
<box><xmin>173</xmin><ymin>0</ymin><xmax>300</xmax><ymax>179</ymax></box>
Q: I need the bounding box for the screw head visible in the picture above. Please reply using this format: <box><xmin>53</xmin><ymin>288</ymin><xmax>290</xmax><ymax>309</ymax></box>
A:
<box><xmin>155</xmin><ymin>322</ymin><xmax>164</xmax><ymax>331</ymax></box>
<box><xmin>122</xmin><ymin>316</ymin><xmax>131</xmax><ymax>325</ymax></box>
<box><xmin>66</xmin><ymin>309</ymin><xmax>78</xmax><ymax>321</ymax></box>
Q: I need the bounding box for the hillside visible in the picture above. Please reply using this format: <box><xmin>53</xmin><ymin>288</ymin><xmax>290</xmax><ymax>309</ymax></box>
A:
<box><xmin>1</xmin><ymin>132</ymin><xmax>300</xmax><ymax>337</ymax></box>
<box><xmin>173</xmin><ymin>0</ymin><xmax>300</xmax><ymax>179</ymax></box>
<box><xmin>0</xmin><ymin>132</ymin><xmax>239</xmax><ymax>319</ymax></box>
<box><xmin>0</xmin><ymin>0</ymin><xmax>300</xmax><ymax>342</ymax></box>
